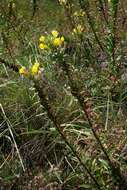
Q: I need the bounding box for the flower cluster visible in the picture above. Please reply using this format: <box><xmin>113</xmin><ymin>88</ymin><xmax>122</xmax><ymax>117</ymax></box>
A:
<box><xmin>19</xmin><ymin>61</ymin><xmax>44</xmax><ymax>79</ymax></box>
<box><xmin>72</xmin><ymin>24</ymin><xmax>84</xmax><ymax>35</ymax></box>
<box><xmin>73</xmin><ymin>10</ymin><xmax>85</xmax><ymax>18</ymax></box>
<box><xmin>8</xmin><ymin>1</ymin><xmax>16</xmax><ymax>9</ymax></box>
<box><xmin>58</xmin><ymin>0</ymin><xmax>67</xmax><ymax>5</ymax></box>
<box><xmin>39</xmin><ymin>36</ymin><xmax>49</xmax><ymax>50</ymax></box>
<box><xmin>19</xmin><ymin>30</ymin><xmax>65</xmax><ymax>78</ymax></box>
<box><xmin>39</xmin><ymin>30</ymin><xmax>65</xmax><ymax>50</ymax></box>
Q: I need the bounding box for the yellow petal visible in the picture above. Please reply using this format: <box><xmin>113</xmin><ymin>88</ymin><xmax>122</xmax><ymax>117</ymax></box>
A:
<box><xmin>19</xmin><ymin>66</ymin><xmax>28</xmax><ymax>75</ymax></box>
<box><xmin>51</xmin><ymin>30</ymin><xmax>59</xmax><ymax>38</ymax></box>
<box><xmin>53</xmin><ymin>38</ymin><xmax>62</xmax><ymax>46</ymax></box>
<box><xmin>39</xmin><ymin>43</ymin><xmax>48</xmax><ymax>50</ymax></box>
<box><xmin>61</xmin><ymin>36</ymin><xmax>64</xmax><ymax>42</ymax></box>
<box><xmin>31</xmin><ymin>63</ymin><xmax>40</xmax><ymax>75</ymax></box>
<box><xmin>39</xmin><ymin>35</ymin><xmax>45</xmax><ymax>42</ymax></box>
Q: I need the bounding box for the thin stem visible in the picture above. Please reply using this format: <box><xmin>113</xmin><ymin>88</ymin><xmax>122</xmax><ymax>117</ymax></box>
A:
<box><xmin>0</xmin><ymin>104</ymin><xmax>25</xmax><ymax>172</ymax></box>
<box><xmin>79</xmin><ymin>0</ymin><xmax>104</xmax><ymax>52</ymax></box>
<box><xmin>61</xmin><ymin>61</ymin><xmax>125</xmax><ymax>184</ymax></box>
<box><xmin>105</xmin><ymin>91</ymin><xmax>110</xmax><ymax>131</ymax></box>
<box><xmin>98</xmin><ymin>0</ymin><xmax>109</xmax><ymax>25</ymax></box>
<box><xmin>34</xmin><ymin>81</ymin><xmax>102</xmax><ymax>190</ymax></box>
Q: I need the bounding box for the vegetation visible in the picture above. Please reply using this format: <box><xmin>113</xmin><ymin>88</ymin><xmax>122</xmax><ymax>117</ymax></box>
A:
<box><xmin>0</xmin><ymin>0</ymin><xmax>127</xmax><ymax>189</ymax></box>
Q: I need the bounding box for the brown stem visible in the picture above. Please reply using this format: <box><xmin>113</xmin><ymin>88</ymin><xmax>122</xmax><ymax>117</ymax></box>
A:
<box><xmin>34</xmin><ymin>80</ymin><xmax>102</xmax><ymax>190</ymax></box>
<box><xmin>112</xmin><ymin>0</ymin><xmax>119</xmax><ymax>65</ymax></box>
<box><xmin>79</xmin><ymin>0</ymin><xmax>104</xmax><ymax>52</ymax></box>
<box><xmin>98</xmin><ymin>0</ymin><xmax>109</xmax><ymax>25</ymax></box>
<box><xmin>61</xmin><ymin>61</ymin><xmax>126</xmax><ymax>187</ymax></box>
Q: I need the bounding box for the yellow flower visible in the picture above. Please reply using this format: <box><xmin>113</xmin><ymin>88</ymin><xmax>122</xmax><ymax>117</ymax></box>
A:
<box><xmin>19</xmin><ymin>66</ymin><xmax>28</xmax><ymax>75</ymax></box>
<box><xmin>12</xmin><ymin>3</ymin><xmax>16</xmax><ymax>8</ymax></box>
<box><xmin>51</xmin><ymin>30</ymin><xmax>59</xmax><ymax>38</ymax></box>
<box><xmin>31</xmin><ymin>62</ymin><xmax>40</xmax><ymax>75</ymax></box>
<box><xmin>59</xmin><ymin>0</ymin><xmax>67</xmax><ymax>5</ymax></box>
<box><xmin>61</xmin><ymin>36</ymin><xmax>65</xmax><ymax>42</ymax></box>
<box><xmin>8</xmin><ymin>2</ymin><xmax>16</xmax><ymax>9</ymax></box>
<box><xmin>39</xmin><ymin>35</ymin><xmax>45</xmax><ymax>42</ymax></box>
<box><xmin>73</xmin><ymin>24</ymin><xmax>84</xmax><ymax>34</ymax></box>
<box><xmin>39</xmin><ymin>43</ymin><xmax>48</xmax><ymax>50</ymax></box>
<box><xmin>73</xmin><ymin>10</ymin><xmax>85</xmax><ymax>17</ymax></box>
<box><xmin>53</xmin><ymin>37</ymin><xmax>62</xmax><ymax>46</ymax></box>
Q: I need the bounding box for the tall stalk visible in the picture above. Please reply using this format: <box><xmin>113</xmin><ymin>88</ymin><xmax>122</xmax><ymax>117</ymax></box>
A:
<box><xmin>34</xmin><ymin>80</ymin><xmax>102</xmax><ymax>190</ymax></box>
<box><xmin>79</xmin><ymin>0</ymin><xmax>104</xmax><ymax>52</ymax></box>
<box><xmin>60</xmin><ymin>60</ymin><xmax>127</xmax><ymax>189</ymax></box>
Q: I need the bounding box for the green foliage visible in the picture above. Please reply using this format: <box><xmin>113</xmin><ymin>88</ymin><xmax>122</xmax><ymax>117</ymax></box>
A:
<box><xmin>0</xmin><ymin>0</ymin><xmax>127</xmax><ymax>189</ymax></box>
